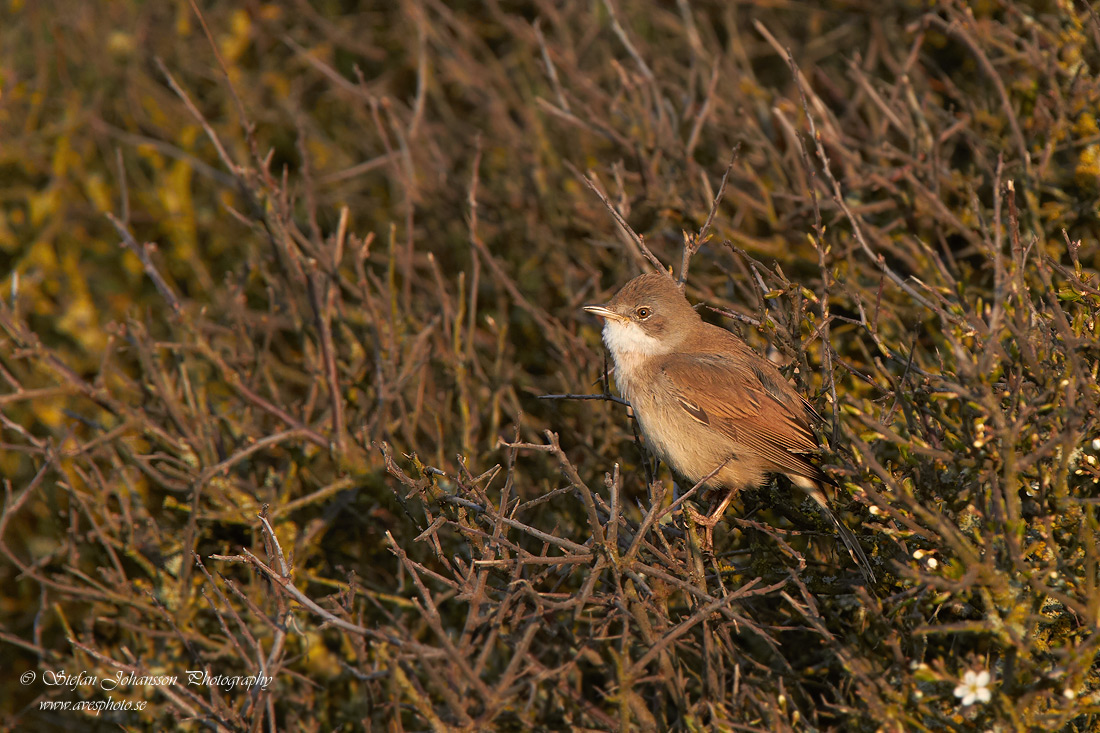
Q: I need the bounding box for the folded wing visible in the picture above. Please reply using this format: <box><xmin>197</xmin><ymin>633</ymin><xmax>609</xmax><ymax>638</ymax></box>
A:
<box><xmin>656</xmin><ymin>352</ymin><xmax>824</xmax><ymax>483</ymax></box>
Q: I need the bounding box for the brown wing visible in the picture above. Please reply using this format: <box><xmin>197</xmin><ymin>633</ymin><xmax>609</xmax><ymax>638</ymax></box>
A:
<box><xmin>656</xmin><ymin>352</ymin><xmax>824</xmax><ymax>482</ymax></box>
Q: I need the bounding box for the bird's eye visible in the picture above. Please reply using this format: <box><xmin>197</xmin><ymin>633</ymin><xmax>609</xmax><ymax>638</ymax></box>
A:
<box><xmin>636</xmin><ymin>307</ymin><xmax>651</xmax><ymax>319</ymax></box>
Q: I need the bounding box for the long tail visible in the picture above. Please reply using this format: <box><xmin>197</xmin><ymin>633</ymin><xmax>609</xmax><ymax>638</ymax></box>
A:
<box><xmin>795</xmin><ymin>478</ymin><xmax>876</xmax><ymax>584</ymax></box>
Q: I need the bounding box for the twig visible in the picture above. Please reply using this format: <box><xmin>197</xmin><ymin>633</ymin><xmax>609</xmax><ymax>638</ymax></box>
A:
<box><xmin>105</xmin><ymin>214</ymin><xmax>182</xmax><ymax>315</ymax></box>
<box><xmin>306</xmin><ymin>260</ymin><xmax>345</xmax><ymax>454</ymax></box>
<box><xmin>572</xmin><ymin>164</ymin><xmax>667</xmax><ymax>273</ymax></box>
<box><xmin>154</xmin><ymin>58</ymin><xmax>241</xmax><ymax>177</ymax></box>
<box><xmin>680</xmin><ymin>146</ymin><xmax>739</xmax><ymax>286</ymax></box>
<box><xmin>439</xmin><ymin>494</ymin><xmax>593</xmax><ymax>556</ymax></box>
<box><xmin>536</xmin><ymin>392</ymin><xmax>630</xmax><ymax>407</ymax></box>
<box><xmin>601</xmin><ymin>0</ymin><xmax>656</xmax><ymax>82</ymax></box>
<box><xmin>924</xmin><ymin>14</ymin><xmax>1030</xmax><ymax>178</ymax></box>
<box><xmin>784</xmin><ymin>49</ymin><xmax>963</xmax><ymax>326</ymax></box>
<box><xmin>500</xmin><ymin>431</ymin><xmax>606</xmax><ymax>547</ymax></box>
<box><xmin>624</xmin><ymin>457</ymin><xmax>731</xmax><ymax>563</ymax></box>
<box><xmin>534</xmin><ymin>19</ymin><xmax>570</xmax><ymax>112</ymax></box>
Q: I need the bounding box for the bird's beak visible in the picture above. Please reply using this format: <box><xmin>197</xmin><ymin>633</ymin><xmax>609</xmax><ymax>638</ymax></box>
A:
<box><xmin>583</xmin><ymin>305</ymin><xmax>626</xmax><ymax>323</ymax></box>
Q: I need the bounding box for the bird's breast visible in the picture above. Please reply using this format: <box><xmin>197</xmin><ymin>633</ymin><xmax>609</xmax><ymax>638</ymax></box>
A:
<box><xmin>615</xmin><ymin>366</ymin><xmax>765</xmax><ymax>492</ymax></box>
<box><xmin>625</xmin><ymin>384</ymin><xmax>725</xmax><ymax>484</ymax></box>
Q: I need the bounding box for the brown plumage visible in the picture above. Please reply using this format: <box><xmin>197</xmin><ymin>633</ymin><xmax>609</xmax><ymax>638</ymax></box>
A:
<box><xmin>585</xmin><ymin>272</ymin><xmax>874</xmax><ymax>583</ymax></box>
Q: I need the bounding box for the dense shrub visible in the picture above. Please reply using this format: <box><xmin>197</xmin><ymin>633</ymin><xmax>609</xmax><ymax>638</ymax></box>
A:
<box><xmin>1</xmin><ymin>1</ymin><xmax>1098</xmax><ymax>730</ymax></box>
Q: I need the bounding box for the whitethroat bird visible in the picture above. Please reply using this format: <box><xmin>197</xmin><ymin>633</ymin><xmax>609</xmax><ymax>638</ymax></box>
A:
<box><xmin>584</xmin><ymin>272</ymin><xmax>875</xmax><ymax>583</ymax></box>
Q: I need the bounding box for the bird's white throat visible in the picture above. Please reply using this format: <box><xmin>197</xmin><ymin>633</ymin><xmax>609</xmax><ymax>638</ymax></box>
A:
<box><xmin>601</xmin><ymin>320</ymin><xmax>668</xmax><ymax>391</ymax></box>
<box><xmin>601</xmin><ymin>319</ymin><xmax>664</xmax><ymax>357</ymax></box>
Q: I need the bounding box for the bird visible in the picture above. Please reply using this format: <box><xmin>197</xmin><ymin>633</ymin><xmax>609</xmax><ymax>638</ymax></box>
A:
<box><xmin>584</xmin><ymin>272</ymin><xmax>875</xmax><ymax>583</ymax></box>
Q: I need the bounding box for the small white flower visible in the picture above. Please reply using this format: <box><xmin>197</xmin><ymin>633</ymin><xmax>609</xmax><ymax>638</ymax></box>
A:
<box><xmin>954</xmin><ymin>669</ymin><xmax>993</xmax><ymax>706</ymax></box>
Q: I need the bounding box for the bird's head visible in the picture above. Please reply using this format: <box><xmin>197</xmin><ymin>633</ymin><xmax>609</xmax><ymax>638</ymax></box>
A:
<box><xmin>583</xmin><ymin>273</ymin><xmax>701</xmax><ymax>360</ymax></box>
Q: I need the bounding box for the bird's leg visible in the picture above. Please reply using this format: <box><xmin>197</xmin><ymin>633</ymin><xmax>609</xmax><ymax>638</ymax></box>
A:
<box><xmin>685</xmin><ymin>491</ymin><xmax>736</xmax><ymax>550</ymax></box>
